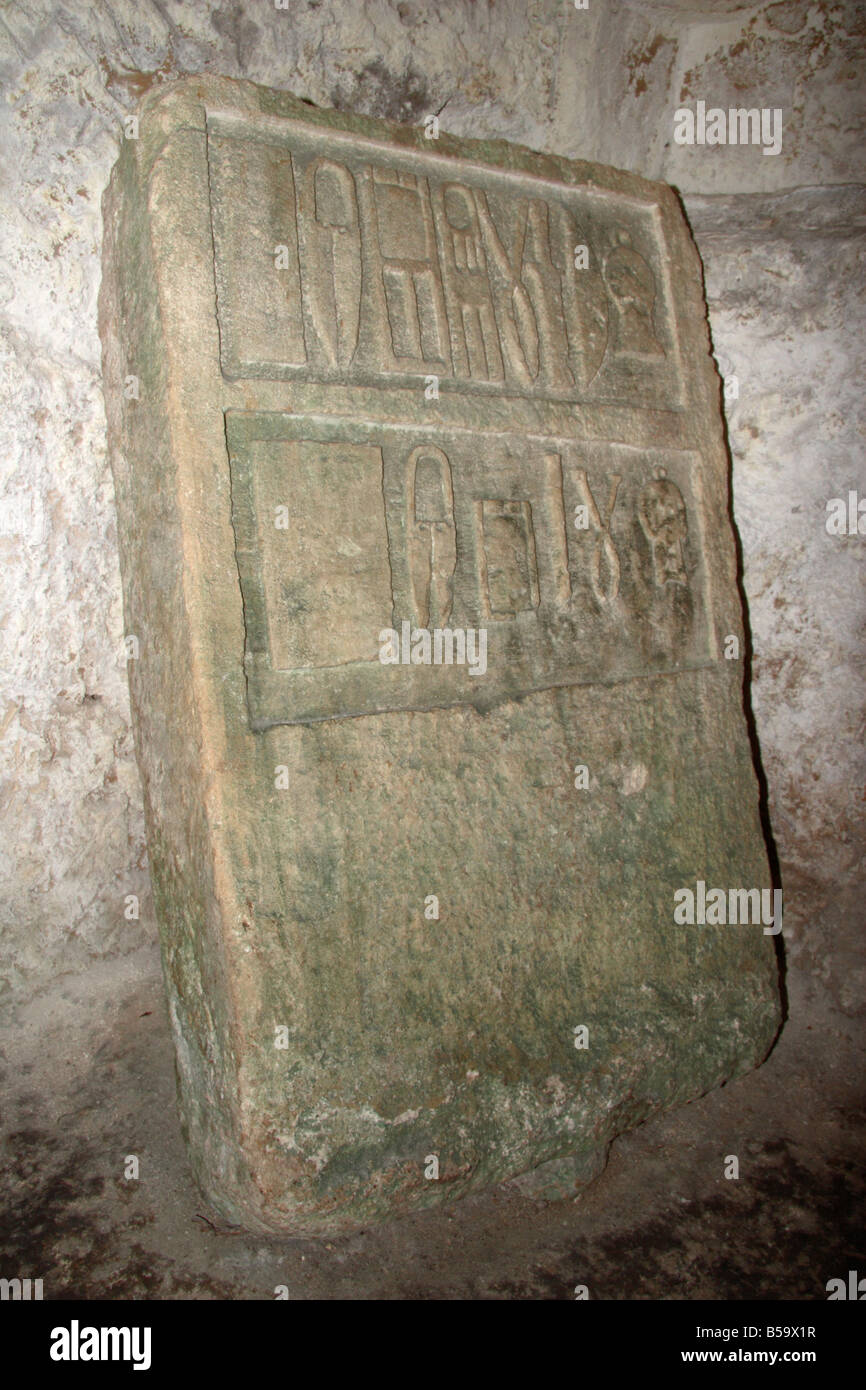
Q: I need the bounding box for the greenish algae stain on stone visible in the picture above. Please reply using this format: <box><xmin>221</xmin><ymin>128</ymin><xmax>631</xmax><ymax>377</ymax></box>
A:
<box><xmin>100</xmin><ymin>75</ymin><xmax>781</xmax><ymax>1234</ymax></box>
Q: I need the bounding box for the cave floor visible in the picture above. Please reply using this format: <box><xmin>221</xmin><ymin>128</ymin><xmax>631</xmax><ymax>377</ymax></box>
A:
<box><xmin>1</xmin><ymin>946</ymin><xmax>864</xmax><ymax>1301</ymax></box>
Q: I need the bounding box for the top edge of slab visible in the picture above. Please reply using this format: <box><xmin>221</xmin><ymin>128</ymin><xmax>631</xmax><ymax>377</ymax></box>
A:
<box><xmin>111</xmin><ymin>72</ymin><xmax>685</xmax><ymax>212</ymax></box>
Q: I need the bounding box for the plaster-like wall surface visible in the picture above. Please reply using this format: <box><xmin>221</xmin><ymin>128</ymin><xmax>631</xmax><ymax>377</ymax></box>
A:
<box><xmin>0</xmin><ymin>0</ymin><xmax>863</xmax><ymax>1017</ymax></box>
<box><xmin>686</xmin><ymin>185</ymin><xmax>866</xmax><ymax>1012</ymax></box>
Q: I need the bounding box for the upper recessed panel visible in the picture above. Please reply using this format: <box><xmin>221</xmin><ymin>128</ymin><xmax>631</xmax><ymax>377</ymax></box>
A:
<box><xmin>206</xmin><ymin>111</ymin><xmax>683</xmax><ymax>410</ymax></box>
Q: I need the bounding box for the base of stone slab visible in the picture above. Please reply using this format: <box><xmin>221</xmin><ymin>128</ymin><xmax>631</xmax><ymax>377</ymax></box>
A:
<box><xmin>507</xmin><ymin>1144</ymin><xmax>610</xmax><ymax>1202</ymax></box>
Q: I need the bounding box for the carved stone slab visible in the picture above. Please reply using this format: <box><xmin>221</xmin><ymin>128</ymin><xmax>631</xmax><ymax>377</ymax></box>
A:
<box><xmin>100</xmin><ymin>76</ymin><xmax>780</xmax><ymax>1234</ymax></box>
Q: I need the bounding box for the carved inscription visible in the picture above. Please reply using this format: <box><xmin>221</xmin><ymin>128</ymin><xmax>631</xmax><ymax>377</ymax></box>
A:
<box><xmin>478</xmin><ymin>500</ymin><xmax>540</xmax><ymax>618</ymax></box>
<box><xmin>603</xmin><ymin>233</ymin><xmax>665</xmax><ymax>357</ymax></box>
<box><xmin>206</xmin><ymin>116</ymin><xmax>681</xmax><ymax>407</ymax></box>
<box><xmin>204</xmin><ymin>113</ymin><xmax>707</xmax><ymax>726</ymax></box>
<box><xmin>226</xmin><ymin>413</ymin><xmax>712</xmax><ymax>727</ymax></box>
<box><xmin>407</xmin><ymin>446</ymin><xmax>456</xmax><ymax>627</ymax></box>
<box><xmin>637</xmin><ymin>467</ymin><xmax>689</xmax><ymax>586</ymax></box>
<box><xmin>573</xmin><ymin>468</ymin><xmax>622</xmax><ymax>605</ymax></box>
<box><xmin>370</xmin><ymin>169</ymin><xmax>449</xmax><ymax>372</ymax></box>
<box><xmin>300</xmin><ymin>158</ymin><xmax>362</xmax><ymax>369</ymax></box>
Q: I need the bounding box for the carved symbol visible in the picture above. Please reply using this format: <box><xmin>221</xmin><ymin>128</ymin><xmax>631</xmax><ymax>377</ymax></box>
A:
<box><xmin>473</xmin><ymin>189</ymin><xmax>540</xmax><ymax>386</ymax></box>
<box><xmin>437</xmin><ymin>183</ymin><xmax>504</xmax><ymax>382</ymax></box>
<box><xmin>637</xmin><ymin>467</ymin><xmax>689</xmax><ymax>586</ymax></box>
<box><xmin>574</xmin><ymin>469</ymin><xmax>622</xmax><ymax>603</ymax></box>
<box><xmin>602</xmin><ymin>232</ymin><xmax>664</xmax><ymax>357</ymax></box>
<box><xmin>478</xmin><ymin>499</ymin><xmax>540</xmax><ymax>618</ymax></box>
<box><xmin>473</xmin><ymin>192</ymin><xmax>575</xmax><ymax>391</ymax></box>
<box><xmin>302</xmin><ymin>158</ymin><xmax>362</xmax><ymax>367</ymax></box>
<box><xmin>550</xmin><ymin>204</ymin><xmax>608</xmax><ymax>388</ymax></box>
<box><xmin>520</xmin><ymin>200</ymin><xmax>574</xmax><ymax>390</ymax></box>
<box><xmin>372</xmin><ymin>169</ymin><xmax>447</xmax><ymax>364</ymax></box>
<box><xmin>445</xmin><ymin>184</ymin><xmax>480</xmax><ymax>270</ymax></box>
<box><xmin>540</xmin><ymin>453</ymin><xmax>572</xmax><ymax>608</ymax></box>
<box><xmin>407</xmin><ymin>446</ymin><xmax>456</xmax><ymax>627</ymax></box>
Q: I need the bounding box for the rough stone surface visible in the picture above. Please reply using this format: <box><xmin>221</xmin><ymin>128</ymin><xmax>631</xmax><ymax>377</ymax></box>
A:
<box><xmin>99</xmin><ymin>74</ymin><xmax>780</xmax><ymax>1234</ymax></box>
